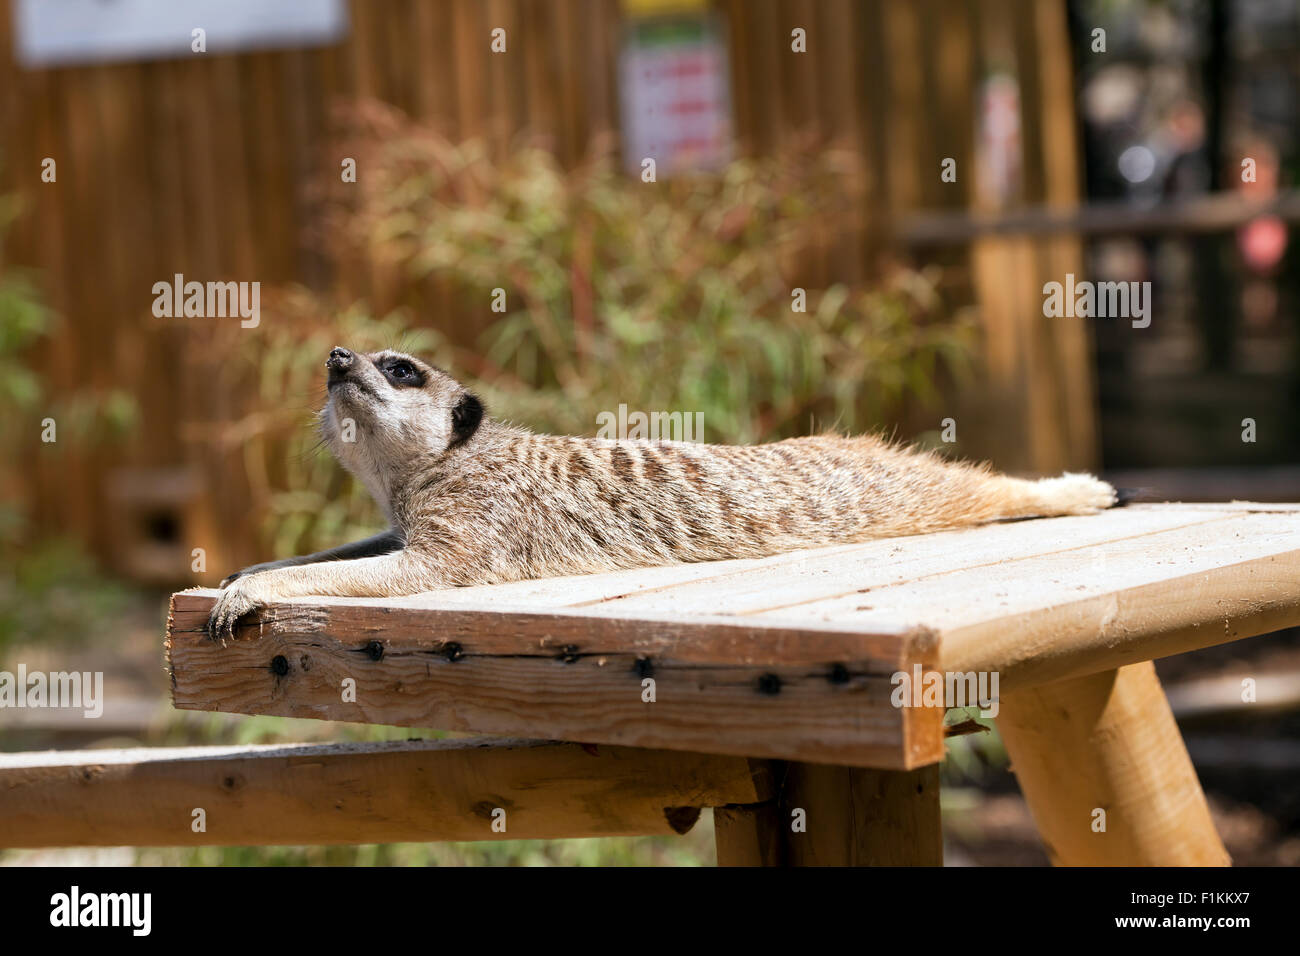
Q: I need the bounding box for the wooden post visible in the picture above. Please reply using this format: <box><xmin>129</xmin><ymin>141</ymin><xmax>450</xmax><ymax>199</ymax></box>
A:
<box><xmin>997</xmin><ymin>660</ymin><xmax>1230</xmax><ymax>866</ymax></box>
<box><xmin>774</xmin><ymin>762</ymin><xmax>943</xmax><ymax>866</ymax></box>
<box><xmin>714</xmin><ymin>803</ymin><xmax>785</xmax><ymax>866</ymax></box>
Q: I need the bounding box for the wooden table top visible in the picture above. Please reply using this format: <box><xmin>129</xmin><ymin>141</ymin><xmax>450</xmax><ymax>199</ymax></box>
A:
<box><xmin>168</xmin><ymin>503</ymin><xmax>1300</xmax><ymax>769</ymax></box>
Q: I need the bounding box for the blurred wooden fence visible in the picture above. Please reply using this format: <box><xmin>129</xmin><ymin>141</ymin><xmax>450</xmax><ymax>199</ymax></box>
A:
<box><xmin>0</xmin><ymin>0</ymin><xmax>1094</xmax><ymax>581</ymax></box>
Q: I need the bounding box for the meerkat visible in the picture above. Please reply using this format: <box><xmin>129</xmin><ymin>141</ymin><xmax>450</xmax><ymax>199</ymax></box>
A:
<box><xmin>206</xmin><ymin>345</ymin><xmax>1118</xmax><ymax>637</ymax></box>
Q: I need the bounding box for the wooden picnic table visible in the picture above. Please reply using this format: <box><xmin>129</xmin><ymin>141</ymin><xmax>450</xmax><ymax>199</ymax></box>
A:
<box><xmin>5</xmin><ymin>502</ymin><xmax>1299</xmax><ymax>864</ymax></box>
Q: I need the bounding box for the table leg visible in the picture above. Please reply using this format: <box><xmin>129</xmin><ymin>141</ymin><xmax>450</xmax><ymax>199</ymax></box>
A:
<box><xmin>722</xmin><ymin>762</ymin><xmax>942</xmax><ymax>866</ymax></box>
<box><xmin>714</xmin><ymin>803</ymin><xmax>785</xmax><ymax>866</ymax></box>
<box><xmin>998</xmin><ymin>659</ymin><xmax>1230</xmax><ymax>866</ymax></box>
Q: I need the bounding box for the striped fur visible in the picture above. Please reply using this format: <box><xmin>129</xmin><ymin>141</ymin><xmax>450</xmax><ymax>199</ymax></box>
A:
<box><xmin>207</xmin><ymin>349</ymin><xmax>1115</xmax><ymax>637</ymax></box>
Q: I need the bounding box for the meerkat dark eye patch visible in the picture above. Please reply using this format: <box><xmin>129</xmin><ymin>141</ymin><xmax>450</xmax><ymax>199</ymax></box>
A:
<box><xmin>450</xmin><ymin>392</ymin><xmax>484</xmax><ymax>447</ymax></box>
<box><xmin>380</xmin><ymin>359</ymin><xmax>425</xmax><ymax>388</ymax></box>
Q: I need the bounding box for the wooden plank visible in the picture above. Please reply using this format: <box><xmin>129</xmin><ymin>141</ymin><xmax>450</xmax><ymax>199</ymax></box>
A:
<box><xmin>412</xmin><ymin>0</ymin><xmax>457</xmax><ymax>127</ymax></box>
<box><xmin>998</xmin><ymin>662</ymin><xmax>1229</xmax><ymax>866</ymax></box>
<box><xmin>485</xmin><ymin>0</ymin><xmax>517</xmax><ymax>158</ymax></box>
<box><xmin>0</xmin><ymin>739</ymin><xmax>772</xmax><ymax>848</ymax></box>
<box><xmin>1009</xmin><ymin>0</ymin><xmax>1045</xmax><ymax>205</ymax></box>
<box><xmin>582</xmin><ymin>0</ymin><xmax>619</xmax><ymax>141</ymax></box>
<box><xmin>1043</xmin><ymin>231</ymin><xmax>1097</xmax><ymax>470</ymax></box>
<box><xmin>167</xmin><ymin>594</ymin><xmax>942</xmax><ymax>770</ymax></box>
<box><xmin>390</xmin><ymin>541</ymin><xmax>875</xmax><ymax>610</ymax></box>
<box><xmin>746</xmin><ymin>0</ymin><xmax>785</xmax><ymax>154</ymax></box>
<box><xmin>1032</xmin><ymin>0</ymin><xmax>1081</xmax><ymax>208</ymax></box>
<box><xmin>781</xmin><ymin>762</ymin><xmax>942</xmax><ymax>866</ymax></box>
<box><xmin>812</xmin><ymin>0</ymin><xmax>869</xmax><ymax>281</ymax></box>
<box><xmin>353</xmin><ymin>505</ymin><xmax>1221</xmax><ymax>615</ymax></box>
<box><xmin>451</xmin><ymin>0</ymin><xmax>488</xmax><ymax>142</ymax></box>
<box><xmin>969</xmin><ymin>238</ymin><xmax>1030</xmax><ymax>469</ymax></box>
<box><xmin>757</xmin><ymin>510</ymin><xmax>1300</xmax><ymax>631</ymax></box>
<box><xmin>942</xmin><ymin>543</ymin><xmax>1300</xmax><ymax>690</ymax></box>
<box><xmin>167</xmin><ymin>505</ymin><xmax>1300</xmax><ymax>761</ymax></box>
<box><xmin>881</xmin><ymin>0</ymin><xmax>925</xmax><ymax>214</ymax></box>
<box><xmin>579</xmin><ymin>506</ymin><xmax>1225</xmax><ymax>617</ymax></box>
<box><xmin>550</xmin><ymin>0</ymin><xmax>585</xmax><ymax>165</ymax></box>
<box><xmin>1028</xmin><ymin>0</ymin><xmax>1095</xmax><ymax>474</ymax></box>
<box><xmin>900</xmin><ymin>191</ymin><xmax>1300</xmax><ymax>244</ymax></box>
<box><xmin>1017</xmin><ymin>237</ymin><xmax>1071</xmax><ymax>474</ymax></box>
<box><xmin>926</xmin><ymin>0</ymin><xmax>974</xmax><ymax>210</ymax></box>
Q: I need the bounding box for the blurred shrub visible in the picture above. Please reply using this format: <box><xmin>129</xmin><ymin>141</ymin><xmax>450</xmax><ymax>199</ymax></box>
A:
<box><xmin>0</xmin><ymin>194</ymin><xmax>136</xmax><ymax>650</ymax></box>
<box><xmin>215</xmin><ymin>102</ymin><xmax>976</xmax><ymax>555</ymax></box>
<box><xmin>0</xmin><ymin>195</ymin><xmax>53</xmax><ymax>552</ymax></box>
<box><xmin>334</xmin><ymin>102</ymin><xmax>977</xmax><ymax>443</ymax></box>
<box><xmin>136</xmin><ymin>826</ymin><xmax>715</xmax><ymax>867</ymax></box>
<box><xmin>0</xmin><ymin>538</ymin><xmax>130</xmax><ymax>649</ymax></box>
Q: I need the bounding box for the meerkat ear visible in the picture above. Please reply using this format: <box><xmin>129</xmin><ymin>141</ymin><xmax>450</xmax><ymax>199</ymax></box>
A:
<box><xmin>450</xmin><ymin>392</ymin><xmax>484</xmax><ymax>447</ymax></box>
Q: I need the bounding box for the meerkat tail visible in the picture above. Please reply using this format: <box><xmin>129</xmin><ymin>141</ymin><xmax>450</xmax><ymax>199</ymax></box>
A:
<box><xmin>987</xmin><ymin>471</ymin><xmax>1119</xmax><ymax>520</ymax></box>
<box><xmin>852</xmin><ymin>451</ymin><xmax>1119</xmax><ymax>541</ymax></box>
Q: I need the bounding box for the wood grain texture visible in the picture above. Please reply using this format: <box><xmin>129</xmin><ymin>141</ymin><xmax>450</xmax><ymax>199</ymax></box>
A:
<box><xmin>998</xmin><ymin>662</ymin><xmax>1230</xmax><ymax>866</ymax></box>
<box><xmin>780</xmin><ymin>762</ymin><xmax>943</xmax><ymax>866</ymax></box>
<box><xmin>0</xmin><ymin>738</ymin><xmax>773</xmax><ymax>848</ymax></box>
<box><xmin>165</xmin><ymin>504</ymin><xmax>1300</xmax><ymax>773</ymax></box>
<box><xmin>167</xmin><ymin>594</ymin><xmax>943</xmax><ymax>770</ymax></box>
<box><xmin>714</xmin><ymin>803</ymin><xmax>785</xmax><ymax>866</ymax></box>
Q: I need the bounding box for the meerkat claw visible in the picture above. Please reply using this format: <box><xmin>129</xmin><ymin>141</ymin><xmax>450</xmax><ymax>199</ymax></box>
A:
<box><xmin>206</xmin><ymin>580</ymin><xmax>263</xmax><ymax>640</ymax></box>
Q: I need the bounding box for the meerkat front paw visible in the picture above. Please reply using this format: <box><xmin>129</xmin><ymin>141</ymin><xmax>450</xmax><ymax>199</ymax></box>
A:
<box><xmin>207</xmin><ymin>576</ymin><xmax>267</xmax><ymax>640</ymax></box>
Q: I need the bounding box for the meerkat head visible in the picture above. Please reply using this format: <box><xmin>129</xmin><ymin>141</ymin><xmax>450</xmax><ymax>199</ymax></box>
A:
<box><xmin>320</xmin><ymin>346</ymin><xmax>484</xmax><ymax>505</ymax></box>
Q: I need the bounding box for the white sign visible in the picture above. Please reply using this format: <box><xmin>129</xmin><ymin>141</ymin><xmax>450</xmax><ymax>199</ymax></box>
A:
<box><xmin>13</xmin><ymin>0</ymin><xmax>348</xmax><ymax>67</ymax></box>
<box><xmin>619</xmin><ymin>15</ymin><xmax>733</xmax><ymax>176</ymax></box>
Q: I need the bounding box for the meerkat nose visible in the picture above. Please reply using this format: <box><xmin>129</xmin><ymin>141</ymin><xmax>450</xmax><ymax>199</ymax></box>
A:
<box><xmin>327</xmin><ymin>347</ymin><xmax>354</xmax><ymax>379</ymax></box>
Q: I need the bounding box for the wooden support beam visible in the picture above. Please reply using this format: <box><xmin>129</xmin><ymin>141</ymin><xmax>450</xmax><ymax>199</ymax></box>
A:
<box><xmin>166</xmin><ymin>591</ymin><xmax>943</xmax><ymax>770</ymax></box>
<box><xmin>899</xmin><ymin>190</ymin><xmax>1300</xmax><ymax>244</ymax></box>
<box><xmin>0</xmin><ymin>738</ymin><xmax>774</xmax><ymax>848</ymax></box>
<box><xmin>997</xmin><ymin>661</ymin><xmax>1230</xmax><ymax>866</ymax></box>
<box><xmin>714</xmin><ymin>803</ymin><xmax>785</xmax><ymax>867</ymax></box>
<box><xmin>777</xmin><ymin>762</ymin><xmax>943</xmax><ymax>866</ymax></box>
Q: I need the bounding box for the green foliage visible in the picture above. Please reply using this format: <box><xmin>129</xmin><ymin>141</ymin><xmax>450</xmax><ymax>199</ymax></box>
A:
<box><xmin>0</xmin><ymin>538</ymin><xmax>129</xmax><ymax>649</ymax></box>
<box><xmin>136</xmin><ymin>828</ymin><xmax>714</xmax><ymax>867</ymax></box>
<box><xmin>942</xmin><ymin>706</ymin><xmax>1009</xmax><ymax>786</ymax></box>
<box><xmin>227</xmin><ymin>105</ymin><xmax>975</xmax><ymax>560</ymax></box>
<box><xmin>0</xmin><ymin>194</ymin><xmax>136</xmax><ymax>651</ymax></box>
<box><xmin>0</xmin><ymin>213</ymin><xmax>53</xmax><ymax>552</ymax></box>
<box><xmin>336</xmin><ymin>106</ymin><xmax>977</xmax><ymax>444</ymax></box>
<box><xmin>0</xmin><ymin>204</ymin><xmax>139</xmax><ymax>490</ymax></box>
